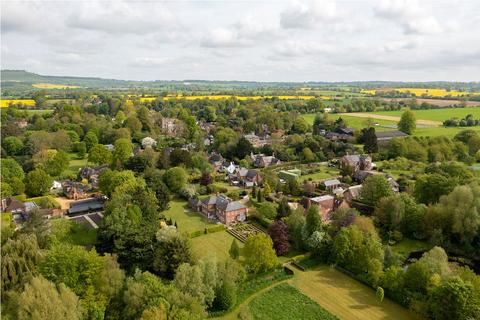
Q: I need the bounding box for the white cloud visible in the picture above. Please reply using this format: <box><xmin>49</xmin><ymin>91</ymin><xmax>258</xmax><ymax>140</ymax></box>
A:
<box><xmin>1</xmin><ymin>0</ymin><xmax>479</xmax><ymax>81</ymax></box>
<box><xmin>375</xmin><ymin>0</ymin><xmax>442</xmax><ymax>35</ymax></box>
<box><xmin>201</xmin><ymin>16</ymin><xmax>279</xmax><ymax>48</ymax></box>
<box><xmin>273</xmin><ymin>41</ymin><xmax>336</xmax><ymax>57</ymax></box>
<box><xmin>280</xmin><ymin>0</ymin><xmax>338</xmax><ymax>29</ymax></box>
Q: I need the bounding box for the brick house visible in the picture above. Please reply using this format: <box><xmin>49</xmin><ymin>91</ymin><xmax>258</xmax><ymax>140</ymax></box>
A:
<box><xmin>192</xmin><ymin>195</ymin><xmax>248</xmax><ymax>226</ymax></box>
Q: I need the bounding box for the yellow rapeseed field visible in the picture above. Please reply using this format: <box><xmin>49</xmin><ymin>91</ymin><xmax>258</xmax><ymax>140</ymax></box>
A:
<box><xmin>32</xmin><ymin>83</ymin><xmax>80</xmax><ymax>89</ymax></box>
<box><xmin>0</xmin><ymin>99</ymin><xmax>36</xmax><ymax>108</ymax></box>
<box><xmin>362</xmin><ymin>88</ymin><xmax>480</xmax><ymax>97</ymax></box>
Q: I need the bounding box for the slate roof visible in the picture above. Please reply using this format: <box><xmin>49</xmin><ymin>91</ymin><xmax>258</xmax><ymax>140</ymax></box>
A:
<box><xmin>324</xmin><ymin>179</ymin><xmax>341</xmax><ymax>187</ymax></box>
<box><xmin>68</xmin><ymin>198</ymin><xmax>104</xmax><ymax>215</ymax></box>
<box><xmin>375</xmin><ymin>130</ymin><xmax>408</xmax><ymax>140</ymax></box>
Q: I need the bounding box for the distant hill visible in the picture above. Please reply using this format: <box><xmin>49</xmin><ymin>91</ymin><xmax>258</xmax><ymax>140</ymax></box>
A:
<box><xmin>2</xmin><ymin>70</ymin><xmax>479</xmax><ymax>92</ymax></box>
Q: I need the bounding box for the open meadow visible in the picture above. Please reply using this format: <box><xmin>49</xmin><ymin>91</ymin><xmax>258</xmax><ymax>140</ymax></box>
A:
<box><xmin>372</xmin><ymin>107</ymin><xmax>480</xmax><ymax>122</ymax></box>
<box><xmin>289</xmin><ymin>265</ymin><xmax>420</xmax><ymax>320</ymax></box>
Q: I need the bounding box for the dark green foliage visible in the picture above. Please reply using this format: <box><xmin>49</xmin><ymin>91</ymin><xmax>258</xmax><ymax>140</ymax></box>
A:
<box><xmin>153</xmin><ymin>229</ymin><xmax>193</xmax><ymax>279</ymax></box>
<box><xmin>362</xmin><ymin>127</ymin><xmax>378</xmax><ymax>153</ymax></box>
<box><xmin>229</xmin><ymin>239</ymin><xmax>240</xmax><ymax>260</ymax></box>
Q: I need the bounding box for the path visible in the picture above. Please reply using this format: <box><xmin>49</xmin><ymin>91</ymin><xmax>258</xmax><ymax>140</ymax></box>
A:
<box><xmin>289</xmin><ymin>266</ymin><xmax>419</xmax><ymax>320</ymax></box>
<box><xmin>213</xmin><ymin>279</ymin><xmax>290</xmax><ymax>320</ymax></box>
<box><xmin>340</xmin><ymin>112</ymin><xmax>442</xmax><ymax>126</ymax></box>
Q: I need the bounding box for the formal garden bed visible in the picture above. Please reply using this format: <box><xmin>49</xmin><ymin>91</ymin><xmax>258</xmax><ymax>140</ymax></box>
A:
<box><xmin>227</xmin><ymin>223</ymin><xmax>265</xmax><ymax>242</ymax></box>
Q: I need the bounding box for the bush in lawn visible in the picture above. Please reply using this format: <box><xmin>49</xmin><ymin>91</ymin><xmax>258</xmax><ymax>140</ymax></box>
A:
<box><xmin>229</xmin><ymin>239</ymin><xmax>240</xmax><ymax>260</ymax></box>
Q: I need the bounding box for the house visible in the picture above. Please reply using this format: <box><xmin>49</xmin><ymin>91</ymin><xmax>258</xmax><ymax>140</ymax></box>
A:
<box><xmin>352</xmin><ymin>171</ymin><xmax>400</xmax><ymax>193</ymax></box>
<box><xmin>196</xmin><ymin>195</ymin><xmax>248</xmax><ymax>226</ymax></box>
<box><xmin>68</xmin><ymin>197</ymin><xmax>105</xmax><ymax>216</ymax></box>
<box><xmin>64</xmin><ymin>186</ymin><xmax>87</xmax><ymax>200</ymax></box>
<box><xmin>161</xmin><ymin>118</ymin><xmax>182</xmax><ymax>136</ymax></box>
<box><xmin>38</xmin><ymin>208</ymin><xmax>63</xmax><ymax>219</ymax></box>
<box><xmin>79</xmin><ymin>164</ymin><xmax>109</xmax><ymax>184</ymax></box>
<box><xmin>341</xmin><ymin>155</ymin><xmax>373</xmax><ymax>173</ymax></box>
<box><xmin>209</xmin><ymin>152</ymin><xmax>226</xmax><ymax>172</ymax></box>
<box><xmin>375</xmin><ymin>130</ymin><xmax>408</xmax><ymax>142</ymax></box>
<box><xmin>323</xmin><ymin>178</ymin><xmax>341</xmax><ymax>191</ymax></box>
<box><xmin>303</xmin><ymin>195</ymin><xmax>335</xmax><ymax>223</ymax></box>
<box><xmin>1</xmin><ymin>198</ymin><xmax>39</xmax><ymax>223</ymax></box>
<box><xmin>244</xmin><ymin>132</ymin><xmax>268</xmax><ymax>148</ymax></box>
<box><xmin>278</xmin><ymin>169</ymin><xmax>301</xmax><ymax>182</ymax></box>
<box><xmin>229</xmin><ymin>168</ymin><xmax>262</xmax><ymax>188</ymax></box>
<box><xmin>223</xmin><ymin>162</ymin><xmax>238</xmax><ymax>175</ymax></box>
<box><xmin>1</xmin><ymin>197</ymin><xmax>27</xmax><ymax>213</ymax></box>
<box><xmin>325</xmin><ymin>132</ymin><xmax>352</xmax><ymax>142</ymax></box>
<box><xmin>344</xmin><ymin>185</ymin><xmax>363</xmax><ymax>202</ymax></box>
<box><xmin>250</xmin><ymin>152</ymin><xmax>280</xmax><ymax>168</ymax></box>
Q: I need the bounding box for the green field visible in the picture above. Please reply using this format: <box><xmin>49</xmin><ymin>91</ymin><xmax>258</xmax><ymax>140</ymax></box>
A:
<box><xmin>374</xmin><ymin>107</ymin><xmax>480</xmax><ymax>122</ymax></box>
<box><xmin>290</xmin><ymin>265</ymin><xmax>419</xmax><ymax>320</ymax></box>
<box><xmin>25</xmin><ymin>109</ymin><xmax>55</xmax><ymax>116</ymax></box>
<box><xmin>164</xmin><ymin>199</ymin><xmax>216</xmax><ymax>233</ymax></box>
<box><xmin>302</xmin><ymin>113</ymin><xmax>397</xmax><ymax>132</ymax></box>
<box><xmin>191</xmin><ymin>230</ymin><xmax>243</xmax><ymax>262</ymax></box>
<box><xmin>246</xmin><ymin>283</ymin><xmax>338</xmax><ymax>320</ymax></box>
<box><xmin>303</xmin><ymin>111</ymin><xmax>480</xmax><ymax>138</ymax></box>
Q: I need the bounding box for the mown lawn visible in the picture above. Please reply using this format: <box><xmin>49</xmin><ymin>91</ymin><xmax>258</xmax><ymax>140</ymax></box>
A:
<box><xmin>50</xmin><ymin>219</ymin><xmax>97</xmax><ymax>247</ymax></box>
<box><xmin>290</xmin><ymin>265</ymin><xmax>419</xmax><ymax>320</ymax></box>
<box><xmin>163</xmin><ymin>199</ymin><xmax>216</xmax><ymax>234</ymax></box>
<box><xmin>299</xmin><ymin>167</ymin><xmax>340</xmax><ymax>182</ymax></box>
<box><xmin>246</xmin><ymin>283</ymin><xmax>338</xmax><ymax>320</ymax></box>
<box><xmin>66</xmin><ymin>153</ymin><xmax>88</xmax><ymax>176</ymax></box>
<box><xmin>191</xmin><ymin>230</ymin><xmax>243</xmax><ymax>262</ymax></box>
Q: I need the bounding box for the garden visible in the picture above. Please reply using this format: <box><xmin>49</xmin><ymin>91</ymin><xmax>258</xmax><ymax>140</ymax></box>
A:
<box><xmin>227</xmin><ymin>223</ymin><xmax>265</xmax><ymax>242</ymax></box>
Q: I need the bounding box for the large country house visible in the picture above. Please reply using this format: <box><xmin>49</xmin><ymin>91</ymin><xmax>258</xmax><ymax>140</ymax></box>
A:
<box><xmin>189</xmin><ymin>195</ymin><xmax>247</xmax><ymax>226</ymax></box>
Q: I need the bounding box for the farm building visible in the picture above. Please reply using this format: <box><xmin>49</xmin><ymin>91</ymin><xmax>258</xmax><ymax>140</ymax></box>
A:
<box><xmin>375</xmin><ymin>130</ymin><xmax>408</xmax><ymax>142</ymax></box>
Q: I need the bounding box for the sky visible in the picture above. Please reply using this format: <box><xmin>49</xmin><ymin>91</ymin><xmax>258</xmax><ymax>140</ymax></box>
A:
<box><xmin>2</xmin><ymin>0</ymin><xmax>480</xmax><ymax>82</ymax></box>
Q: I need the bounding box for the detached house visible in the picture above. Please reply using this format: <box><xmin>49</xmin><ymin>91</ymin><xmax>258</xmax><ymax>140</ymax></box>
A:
<box><xmin>190</xmin><ymin>195</ymin><xmax>248</xmax><ymax>226</ymax></box>
<box><xmin>250</xmin><ymin>153</ymin><xmax>280</xmax><ymax>168</ymax></box>
<box><xmin>229</xmin><ymin>167</ymin><xmax>262</xmax><ymax>188</ymax></box>
<box><xmin>340</xmin><ymin>155</ymin><xmax>373</xmax><ymax>173</ymax></box>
